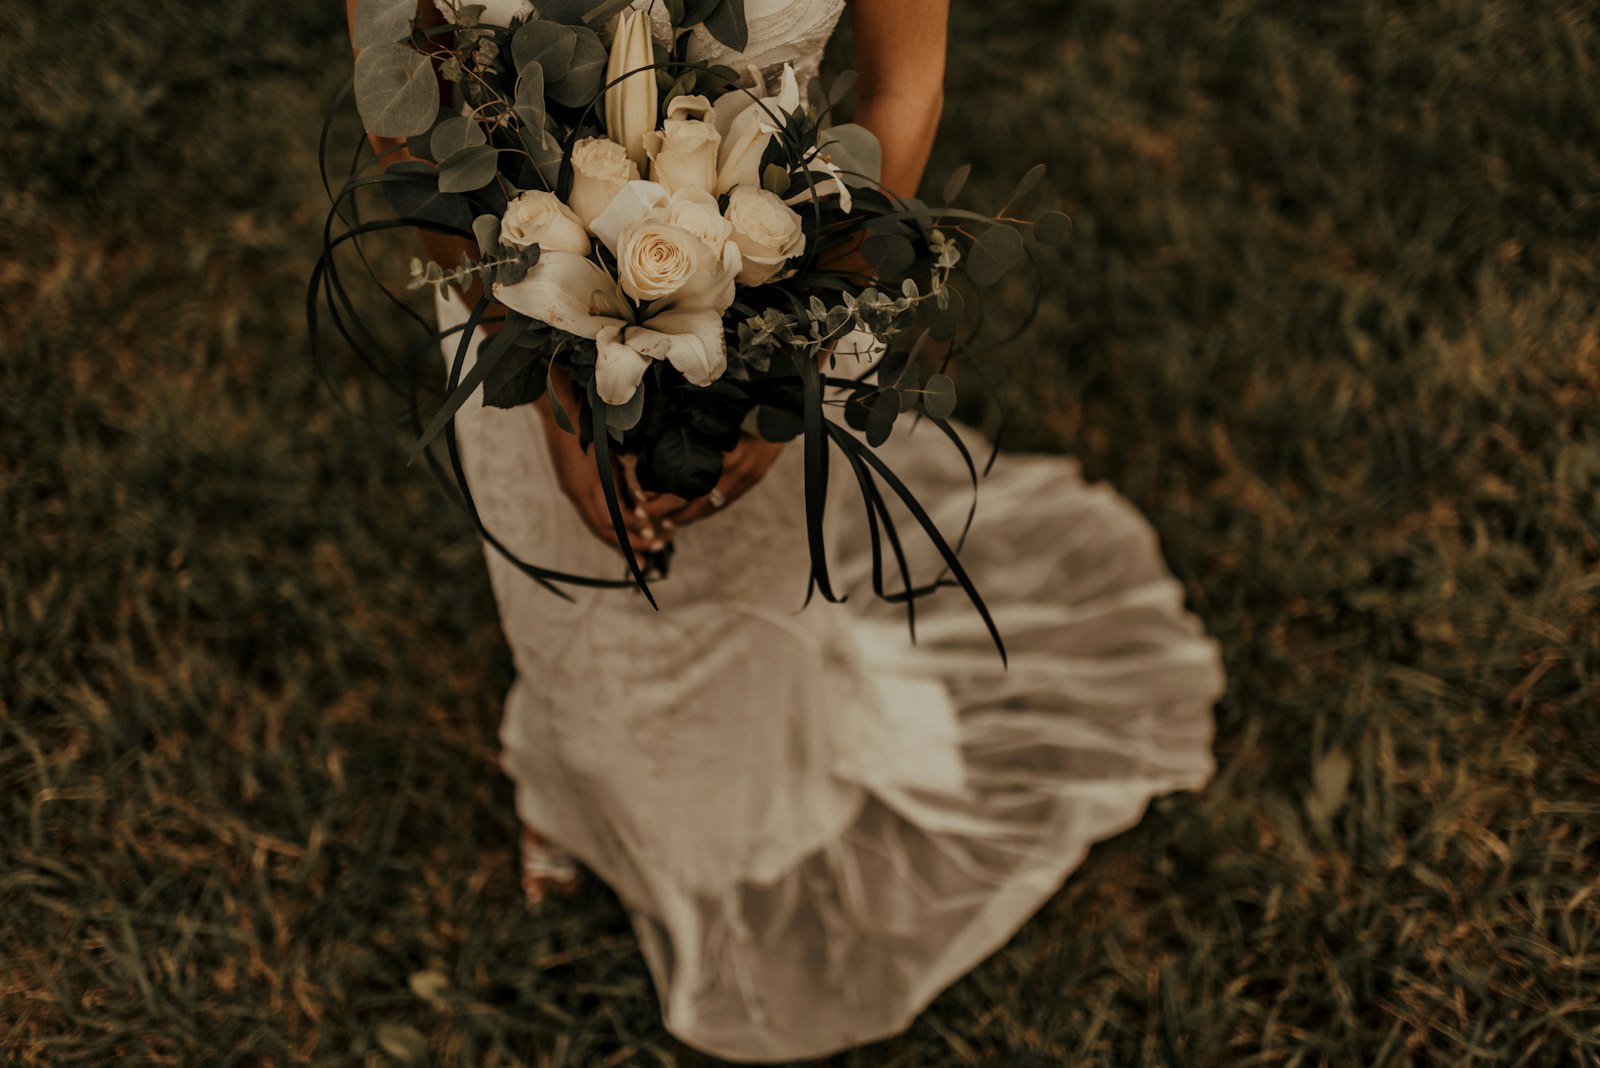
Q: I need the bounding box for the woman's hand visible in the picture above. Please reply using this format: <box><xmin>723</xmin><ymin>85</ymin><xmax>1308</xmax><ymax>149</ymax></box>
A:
<box><xmin>635</xmin><ymin>432</ymin><xmax>790</xmax><ymax>533</ymax></box>
<box><xmin>539</xmin><ymin>363</ymin><xmax>666</xmax><ymax>557</ymax></box>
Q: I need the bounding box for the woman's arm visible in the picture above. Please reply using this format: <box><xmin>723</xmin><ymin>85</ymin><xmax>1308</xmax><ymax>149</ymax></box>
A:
<box><xmin>850</xmin><ymin>0</ymin><xmax>948</xmax><ymax>200</ymax></box>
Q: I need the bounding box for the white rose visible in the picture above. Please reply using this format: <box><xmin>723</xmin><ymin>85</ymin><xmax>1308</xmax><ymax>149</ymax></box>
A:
<box><xmin>616</xmin><ymin>220</ymin><xmax>705</xmax><ymax>303</ymax></box>
<box><xmin>662</xmin><ymin>187</ymin><xmax>732</xmax><ymax>249</ymax></box>
<box><xmin>498</xmin><ymin>190</ymin><xmax>591</xmax><ymax>255</ymax></box>
<box><xmin>644</xmin><ymin>95</ymin><xmax>721</xmax><ymax>196</ymax></box>
<box><xmin>567</xmin><ymin>136</ymin><xmax>639</xmax><ymax>232</ymax></box>
<box><xmin>724</xmin><ymin>186</ymin><xmax>805</xmax><ymax>285</ymax></box>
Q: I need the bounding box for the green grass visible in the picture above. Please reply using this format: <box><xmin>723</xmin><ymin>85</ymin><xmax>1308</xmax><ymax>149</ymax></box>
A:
<box><xmin>4</xmin><ymin>0</ymin><xmax>1598</xmax><ymax>1064</ymax></box>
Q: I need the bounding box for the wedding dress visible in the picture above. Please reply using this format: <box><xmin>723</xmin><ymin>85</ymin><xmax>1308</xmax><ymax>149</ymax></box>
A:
<box><xmin>432</xmin><ymin>1</ymin><xmax>1227</xmax><ymax>1061</ymax></box>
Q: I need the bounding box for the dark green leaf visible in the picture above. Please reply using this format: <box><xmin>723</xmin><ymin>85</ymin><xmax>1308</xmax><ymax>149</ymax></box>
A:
<box><xmin>941</xmin><ymin>163</ymin><xmax>971</xmax><ymax>204</ymax></box>
<box><xmin>865</xmin><ymin>389</ymin><xmax>900</xmax><ymax>446</ymax></box>
<box><xmin>605</xmin><ymin>382</ymin><xmax>646</xmax><ymax>431</ymax></box>
<box><xmin>818</xmin><ymin>123</ymin><xmax>881</xmax><ymax>187</ymax></box>
<box><xmin>1034</xmin><ymin>209</ymin><xmax>1072</xmax><ymax>246</ymax></box>
<box><xmin>482</xmin><ymin>346</ymin><xmax>548</xmax><ymax>408</ymax></box>
<box><xmin>380</xmin><ymin>162</ymin><xmax>475</xmax><ymax>230</ymax></box>
<box><xmin>471</xmin><ymin>213</ymin><xmax>500</xmax><ymax>256</ymax></box>
<box><xmin>682</xmin><ymin>0</ymin><xmax>721</xmax><ymax>25</ymax></box>
<box><xmin>862</xmin><ymin>232</ymin><xmax>914</xmax><ymax>277</ymax></box>
<box><xmin>1009</xmin><ymin>162</ymin><xmax>1047</xmax><ymax>205</ymax></box>
<box><xmin>921</xmin><ymin>373</ymin><xmax>956</xmax><ymax>418</ymax></box>
<box><xmin>827</xmin><ymin>70</ymin><xmax>857</xmax><ymax>107</ymax></box>
<box><xmin>437</xmin><ymin>145</ymin><xmax>501</xmax><ymax>192</ymax></box>
<box><xmin>762</xmin><ymin>163</ymin><xmax>791</xmax><ymax>196</ymax></box>
<box><xmin>352</xmin><ymin>0</ymin><xmax>416</xmax><ymax>49</ymax></box>
<box><xmin>547</xmin><ymin>26</ymin><xmax>606</xmax><ymax>107</ymax></box>
<box><xmin>534</xmin><ymin>0</ymin><xmax>600</xmax><ymax>24</ymax></box>
<box><xmin>582</xmin><ymin>0</ymin><xmax>635</xmax><ymax>25</ymax></box>
<box><xmin>354</xmin><ymin>43</ymin><xmax>440</xmax><ymax>138</ymax></box>
<box><xmin>703</xmin><ymin>0</ymin><xmax>748</xmax><ymax>51</ymax></box>
<box><xmin>755</xmin><ymin>404</ymin><xmax>804</xmax><ymax>442</ymax></box>
<box><xmin>512</xmin><ymin>19</ymin><xmax>577</xmax><ymax>79</ymax></box>
<box><xmin>843</xmin><ymin>394</ymin><xmax>871</xmax><ymax>432</ymax></box>
<box><xmin>518</xmin><ymin>123</ymin><xmax>565</xmax><ymax>189</ymax></box>
<box><xmin>922</xmin><ymin>285</ymin><xmax>965</xmax><ymax>341</ymax></box>
<box><xmin>514</xmin><ymin>64</ymin><xmax>548</xmax><ymax>146</ymax></box>
<box><xmin>429</xmin><ymin>115</ymin><xmax>485</xmax><ymax>161</ymax></box>
<box><xmin>547</xmin><ymin>363</ymin><xmax>574</xmax><ymax>433</ymax></box>
<box><xmin>647</xmin><ymin>426</ymin><xmax>725</xmax><ymax>498</ymax></box>
<box><xmin>966</xmin><ymin>224</ymin><xmax>1024</xmax><ymax>286</ymax></box>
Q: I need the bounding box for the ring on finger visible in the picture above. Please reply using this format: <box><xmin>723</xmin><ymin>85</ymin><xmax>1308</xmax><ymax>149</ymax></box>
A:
<box><xmin>708</xmin><ymin>488</ymin><xmax>727</xmax><ymax>509</ymax></box>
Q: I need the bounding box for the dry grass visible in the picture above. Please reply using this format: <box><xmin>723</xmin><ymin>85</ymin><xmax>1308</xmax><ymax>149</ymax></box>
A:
<box><xmin>3</xmin><ymin>0</ymin><xmax>1598</xmax><ymax>1064</ymax></box>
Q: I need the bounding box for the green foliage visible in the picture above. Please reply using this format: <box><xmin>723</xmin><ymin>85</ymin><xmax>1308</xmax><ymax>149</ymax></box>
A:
<box><xmin>353</xmin><ymin>41</ymin><xmax>440</xmax><ymax>137</ymax></box>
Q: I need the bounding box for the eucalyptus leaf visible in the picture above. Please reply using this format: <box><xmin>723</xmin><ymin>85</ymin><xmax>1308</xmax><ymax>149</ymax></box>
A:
<box><xmin>519</xmin><ymin>123</ymin><xmax>565</xmax><ymax>188</ymax></box>
<box><xmin>438</xmin><ymin>144</ymin><xmax>501</xmax><ymax>192</ymax></box>
<box><xmin>922</xmin><ymin>285</ymin><xmax>965</xmax><ymax>341</ymax></box>
<box><xmin>818</xmin><ymin>123</ymin><xmax>881</xmax><ymax>187</ymax></box>
<box><xmin>703</xmin><ymin>0</ymin><xmax>749</xmax><ymax>51</ymax></box>
<box><xmin>429</xmin><ymin>115</ymin><xmax>486</xmax><ymax>161</ymax></box>
<box><xmin>843</xmin><ymin>395</ymin><xmax>871</xmax><ymax>433</ymax></box>
<box><xmin>865</xmin><ymin>389</ymin><xmax>900</xmax><ymax>447</ymax></box>
<box><xmin>966</xmin><ymin>224</ymin><xmax>1024</xmax><ymax>286</ymax></box>
<box><xmin>827</xmin><ymin>70</ymin><xmax>857</xmax><ymax>107</ymax></box>
<box><xmin>1034</xmin><ymin>209</ymin><xmax>1072</xmax><ymax>246</ymax></box>
<box><xmin>381</xmin><ymin>162</ymin><xmax>477</xmax><ymax>230</ymax></box>
<box><xmin>547</xmin><ymin>26</ymin><xmax>606</xmax><ymax>107</ymax></box>
<box><xmin>512</xmin><ymin>19</ymin><xmax>577</xmax><ymax>80</ymax></box>
<box><xmin>514</xmin><ymin>64</ymin><xmax>548</xmax><ymax>147</ymax></box>
<box><xmin>605</xmin><ymin>384</ymin><xmax>646</xmax><ymax>431</ymax></box>
<box><xmin>1008</xmin><ymin>162</ymin><xmax>1047</xmax><ymax>205</ymax></box>
<box><xmin>472</xmin><ymin>214</ymin><xmax>501</xmax><ymax>256</ymax></box>
<box><xmin>921</xmin><ymin>373</ymin><xmax>956</xmax><ymax>419</ymax></box>
<box><xmin>352</xmin><ymin>0</ymin><xmax>416</xmax><ymax>49</ymax></box>
<box><xmin>755</xmin><ymin>404</ymin><xmax>804</xmax><ymax>442</ymax></box>
<box><xmin>861</xmin><ymin>232</ymin><xmax>914</xmax><ymax>277</ymax></box>
<box><xmin>942</xmin><ymin>163</ymin><xmax>971</xmax><ymax>203</ymax></box>
<box><xmin>354</xmin><ymin>42</ymin><xmax>440</xmax><ymax>139</ymax></box>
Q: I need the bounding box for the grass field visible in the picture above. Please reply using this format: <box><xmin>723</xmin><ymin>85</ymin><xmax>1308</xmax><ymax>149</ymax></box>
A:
<box><xmin>4</xmin><ymin>0</ymin><xmax>1599</xmax><ymax>1064</ymax></box>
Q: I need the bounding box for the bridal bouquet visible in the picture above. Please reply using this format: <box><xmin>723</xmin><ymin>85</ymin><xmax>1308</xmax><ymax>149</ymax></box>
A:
<box><xmin>311</xmin><ymin>0</ymin><xmax>1070</xmax><ymax>661</ymax></box>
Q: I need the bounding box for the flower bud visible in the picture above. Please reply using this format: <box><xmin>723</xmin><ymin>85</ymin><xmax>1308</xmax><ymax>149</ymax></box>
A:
<box><xmin>604</xmin><ymin>10</ymin><xmax>658</xmax><ymax>174</ymax></box>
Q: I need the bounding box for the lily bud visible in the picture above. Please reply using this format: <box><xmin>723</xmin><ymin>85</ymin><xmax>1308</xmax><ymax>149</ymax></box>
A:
<box><xmin>604</xmin><ymin>11</ymin><xmax>658</xmax><ymax>174</ymax></box>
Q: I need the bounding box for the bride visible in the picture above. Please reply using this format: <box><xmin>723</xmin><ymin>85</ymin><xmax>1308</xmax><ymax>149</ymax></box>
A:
<box><xmin>348</xmin><ymin>0</ymin><xmax>1227</xmax><ymax>1061</ymax></box>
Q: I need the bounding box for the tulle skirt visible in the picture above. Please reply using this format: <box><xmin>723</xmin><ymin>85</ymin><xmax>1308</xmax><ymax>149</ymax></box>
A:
<box><xmin>434</xmin><ymin>286</ymin><xmax>1226</xmax><ymax>1063</ymax></box>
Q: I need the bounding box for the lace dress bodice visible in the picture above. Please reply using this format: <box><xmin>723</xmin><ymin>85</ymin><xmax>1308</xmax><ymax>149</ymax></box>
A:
<box><xmin>476</xmin><ymin>0</ymin><xmax>847</xmax><ymax>89</ymax></box>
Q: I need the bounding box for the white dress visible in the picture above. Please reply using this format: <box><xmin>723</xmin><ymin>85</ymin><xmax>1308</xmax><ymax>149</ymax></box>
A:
<box><xmin>435</xmin><ymin>1</ymin><xmax>1227</xmax><ymax>1061</ymax></box>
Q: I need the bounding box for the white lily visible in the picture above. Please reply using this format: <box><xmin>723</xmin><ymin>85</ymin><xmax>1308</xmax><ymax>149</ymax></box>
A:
<box><xmin>783</xmin><ymin>147</ymin><xmax>853</xmax><ymax>214</ymax></box>
<box><xmin>492</xmin><ymin>250</ymin><xmax>730</xmax><ymax>405</ymax></box>
<box><xmin>604</xmin><ymin>10</ymin><xmax>658</xmax><ymax>174</ymax></box>
<box><xmin>711</xmin><ymin>64</ymin><xmax>802</xmax><ymax>195</ymax></box>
